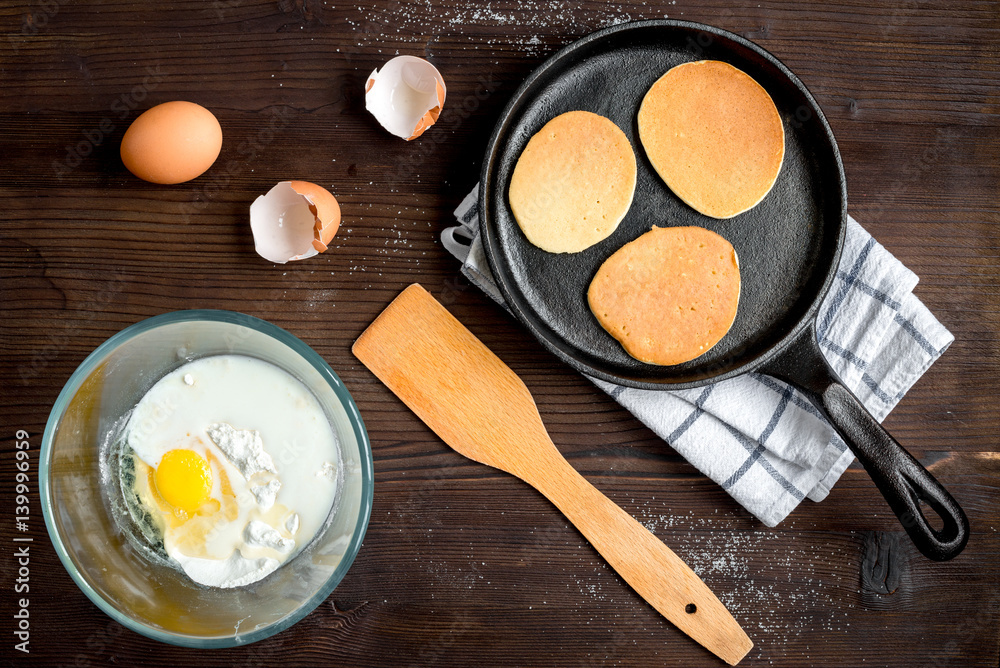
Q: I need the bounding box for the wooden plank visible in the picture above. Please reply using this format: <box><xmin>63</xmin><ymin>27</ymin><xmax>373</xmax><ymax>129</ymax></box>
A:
<box><xmin>1</xmin><ymin>0</ymin><xmax>998</xmax><ymax>665</ymax></box>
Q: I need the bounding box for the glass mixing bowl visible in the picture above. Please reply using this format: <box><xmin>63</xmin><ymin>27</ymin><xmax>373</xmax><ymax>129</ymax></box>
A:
<box><xmin>40</xmin><ymin>310</ymin><xmax>373</xmax><ymax>647</ymax></box>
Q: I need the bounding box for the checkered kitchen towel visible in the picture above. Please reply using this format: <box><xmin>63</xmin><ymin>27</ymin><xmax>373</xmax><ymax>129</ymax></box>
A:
<box><xmin>441</xmin><ymin>185</ymin><xmax>954</xmax><ymax>526</ymax></box>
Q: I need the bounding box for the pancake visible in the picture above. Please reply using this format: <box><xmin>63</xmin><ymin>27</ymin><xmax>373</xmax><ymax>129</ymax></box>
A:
<box><xmin>588</xmin><ymin>225</ymin><xmax>740</xmax><ymax>366</ymax></box>
<box><xmin>508</xmin><ymin>110</ymin><xmax>637</xmax><ymax>253</ymax></box>
<box><xmin>638</xmin><ymin>60</ymin><xmax>785</xmax><ymax>219</ymax></box>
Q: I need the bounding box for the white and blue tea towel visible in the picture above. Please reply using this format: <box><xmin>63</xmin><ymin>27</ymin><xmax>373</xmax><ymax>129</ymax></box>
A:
<box><xmin>442</xmin><ymin>185</ymin><xmax>954</xmax><ymax>526</ymax></box>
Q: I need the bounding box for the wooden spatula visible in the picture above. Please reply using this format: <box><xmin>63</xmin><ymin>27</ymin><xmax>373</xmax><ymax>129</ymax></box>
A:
<box><xmin>353</xmin><ymin>284</ymin><xmax>753</xmax><ymax>665</ymax></box>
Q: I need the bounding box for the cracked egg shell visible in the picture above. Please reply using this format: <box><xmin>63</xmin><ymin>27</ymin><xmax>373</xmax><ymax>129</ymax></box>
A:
<box><xmin>365</xmin><ymin>56</ymin><xmax>446</xmax><ymax>140</ymax></box>
<box><xmin>250</xmin><ymin>181</ymin><xmax>341</xmax><ymax>264</ymax></box>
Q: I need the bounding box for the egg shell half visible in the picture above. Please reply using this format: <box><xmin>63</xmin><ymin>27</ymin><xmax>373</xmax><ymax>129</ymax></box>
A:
<box><xmin>249</xmin><ymin>181</ymin><xmax>342</xmax><ymax>263</ymax></box>
<box><xmin>120</xmin><ymin>101</ymin><xmax>223</xmax><ymax>185</ymax></box>
<box><xmin>365</xmin><ymin>56</ymin><xmax>446</xmax><ymax>140</ymax></box>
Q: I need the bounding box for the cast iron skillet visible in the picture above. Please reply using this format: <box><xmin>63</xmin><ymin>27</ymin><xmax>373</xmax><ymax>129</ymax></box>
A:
<box><xmin>479</xmin><ymin>19</ymin><xmax>968</xmax><ymax>561</ymax></box>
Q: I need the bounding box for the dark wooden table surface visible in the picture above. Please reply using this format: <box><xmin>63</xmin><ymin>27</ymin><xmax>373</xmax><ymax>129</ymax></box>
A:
<box><xmin>2</xmin><ymin>1</ymin><xmax>998</xmax><ymax>666</ymax></box>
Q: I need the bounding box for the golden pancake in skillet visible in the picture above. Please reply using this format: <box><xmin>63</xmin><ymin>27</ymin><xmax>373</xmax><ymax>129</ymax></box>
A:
<box><xmin>588</xmin><ymin>225</ymin><xmax>741</xmax><ymax>366</ymax></box>
<box><xmin>508</xmin><ymin>110</ymin><xmax>637</xmax><ymax>253</ymax></box>
<box><xmin>638</xmin><ymin>60</ymin><xmax>784</xmax><ymax>219</ymax></box>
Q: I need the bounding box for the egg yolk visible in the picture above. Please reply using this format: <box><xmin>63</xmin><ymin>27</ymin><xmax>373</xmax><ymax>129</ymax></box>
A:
<box><xmin>154</xmin><ymin>449</ymin><xmax>213</xmax><ymax>513</ymax></box>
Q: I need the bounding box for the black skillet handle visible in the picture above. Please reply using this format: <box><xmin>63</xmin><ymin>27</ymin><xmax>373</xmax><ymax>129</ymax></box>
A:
<box><xmin>760</xmin><ymin>322</ymin><xmax>969</xmax><ymax>561</ymax></box>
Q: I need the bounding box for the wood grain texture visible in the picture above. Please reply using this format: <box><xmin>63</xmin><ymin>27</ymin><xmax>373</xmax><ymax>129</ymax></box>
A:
<box><xmin>1</xmin><ymin>0</ymin><xmax>998</xmax><ymax>666</ymax></box>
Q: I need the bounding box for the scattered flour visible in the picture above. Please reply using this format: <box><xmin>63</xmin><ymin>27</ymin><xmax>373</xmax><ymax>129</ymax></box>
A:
<box><xmin>633</xmin><ymin>507</ymin><xmax>858</xmax><ymax>661</ymax></box>
<box><xmin>342</xmin><ymin>1</ymin><xmax>663</xmax><ymax>57</ymax></box>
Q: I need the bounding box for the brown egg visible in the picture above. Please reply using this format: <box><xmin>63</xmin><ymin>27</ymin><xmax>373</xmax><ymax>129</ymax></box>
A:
<box><xmin>120</xmin><ymin>101</ymin><xmax>222</xmax><ymax>184</ymax></box>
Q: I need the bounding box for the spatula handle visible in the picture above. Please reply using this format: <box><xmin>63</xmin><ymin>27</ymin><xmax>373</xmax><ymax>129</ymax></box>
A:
<box><xmin>526</xmin><ymin>453</ymin><xmax>753</xmax><ymax>666</ymax></box>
